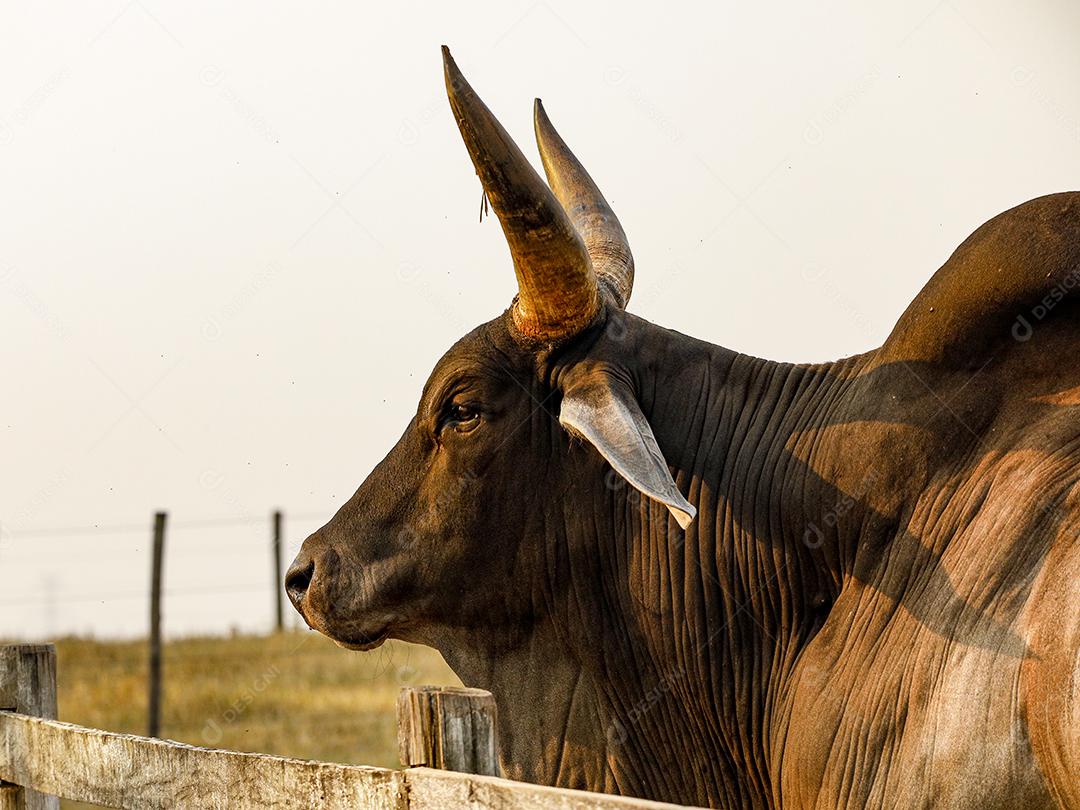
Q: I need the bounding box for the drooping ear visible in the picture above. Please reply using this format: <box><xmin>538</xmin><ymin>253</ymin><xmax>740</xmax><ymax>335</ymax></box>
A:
<box><xmin>559</xmin><ymin>373</ymin><xmax>696</xmax><ymax>529</ymax></box>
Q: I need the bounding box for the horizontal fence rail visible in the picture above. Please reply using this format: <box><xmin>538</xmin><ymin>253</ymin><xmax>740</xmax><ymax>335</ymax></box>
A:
<box><xmin>0</xmin><ymin>713</ymin><xmax>400</xmax><ymax>810</ymax></box>
<box><xmin>0</xmin><ymin>714</ymin><xmax>692</xmax><ymax>810</ymax></box>
<box><xmin>0</xmin><ymin>644</ymin><xmax>703</xmax><ymax>810</ymax></box>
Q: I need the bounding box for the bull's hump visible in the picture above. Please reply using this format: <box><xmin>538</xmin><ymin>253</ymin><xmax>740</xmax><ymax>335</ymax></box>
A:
<box><xmin>877</xmin><ymin>191</ymin><xmax>1080</xmax><ymax>368</ymax></box>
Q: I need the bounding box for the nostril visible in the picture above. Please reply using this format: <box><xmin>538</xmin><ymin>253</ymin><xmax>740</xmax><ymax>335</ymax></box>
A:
<box><xmin>285</xmin><ymin>559</ymin><xmax>315</xmax><ymax>604</ymax></box>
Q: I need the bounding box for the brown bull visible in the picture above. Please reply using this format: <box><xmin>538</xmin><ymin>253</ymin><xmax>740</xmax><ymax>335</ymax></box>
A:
<box><xmin>287</xmin><ymin>48</ymin><xmax>1080</xmax><ymax>808</ymax></box>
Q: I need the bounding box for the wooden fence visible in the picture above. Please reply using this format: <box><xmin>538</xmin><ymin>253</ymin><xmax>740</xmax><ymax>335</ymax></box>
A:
<box><xmin>0</xmin><ymin>644</ymin><xmax>698</xmax><ymax>810</ymax></box>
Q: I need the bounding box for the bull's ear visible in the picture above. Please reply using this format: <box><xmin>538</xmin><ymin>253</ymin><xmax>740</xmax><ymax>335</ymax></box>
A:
<box><xmin>559</xmin><ymin>375</ymin><xmax>696</xmax><ymax>529</ymax></box>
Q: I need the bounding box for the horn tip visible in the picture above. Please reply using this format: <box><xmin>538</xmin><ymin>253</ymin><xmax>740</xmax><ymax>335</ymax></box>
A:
<box><xmin>534</xmin><ymin>97</ymin><xmax>553</xmax><ymax>139</ymax></box>
<box><xmin>441</xmin><ymin>45</ymin><xmax>458</xmax><ymax>78</ymax></box>
<box><xmin>442</xmin><ymin>46</ymin><xmax>466</xmax><ymax>99</ymax></box>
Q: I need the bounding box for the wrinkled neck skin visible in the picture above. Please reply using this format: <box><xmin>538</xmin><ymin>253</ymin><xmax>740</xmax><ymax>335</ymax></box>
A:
<box><xmin>434</xmin><ymin>317</ymin><xmax>870</xmax><ymax>808</ymax></box>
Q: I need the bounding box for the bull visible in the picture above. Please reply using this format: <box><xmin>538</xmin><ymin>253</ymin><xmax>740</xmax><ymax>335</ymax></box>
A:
<box><xmin>287</xmin><ymin>48</ymin><xmax>1080</xmax><ymax>808</ymax></box>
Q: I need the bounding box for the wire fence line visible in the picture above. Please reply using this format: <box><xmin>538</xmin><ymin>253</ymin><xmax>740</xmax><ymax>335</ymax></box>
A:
<box><xmin>1</xmin><ymin>509</ymin><xmax>326</xmax><ymax>638</ymax></box>
<box><xmin>0</xmin><ymin>582</ymin><xmax>277</xmax><ymax>607</ymax></box>
<box><xmin>3</xmin><ymin>546</ymin><xmax>293</xmax><ymax>563</ymax></box>
<box><xmin>3</xmin><ymin>512</ymin><xmax>328</xmax><ymax>538</ymax></box>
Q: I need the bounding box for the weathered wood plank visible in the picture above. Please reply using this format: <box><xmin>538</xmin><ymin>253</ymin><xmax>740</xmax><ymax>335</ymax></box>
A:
<box><xmin>0</xmin><ymin>644</ymin><xmax>58</xmax><ymax>810</ymax></box>
<box><xmin>397</xmin><ymin>686</ymin><xmax>499</xmax><ymax>776</ymax></box>
<box><xmin>0</xmin><ymin>714</ymin><xmax>705</xmax><ymax>810</ymax></box>
<box><xmin>406</xmin><ymin>767</ymin><xmax>704</xmax><ymax>810</ymax></box>
<box><xmin>0</xmin><ymin>714</ymin><xmax>403</xmax><ymax>810</ymax></box>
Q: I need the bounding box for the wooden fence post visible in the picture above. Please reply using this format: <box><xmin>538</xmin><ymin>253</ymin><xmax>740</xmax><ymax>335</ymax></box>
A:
<box><xmin>150</xmin><ymin>514</ymin><xmax>168</xmax><ymax>743</ymax></box>
<box><xmin>397</xmin><ymin>686</ymin><xmax>499</xmax><ymax>777</ymax></box>
<box><xmin>0</xmin><ymin>787</ymin><xmax>20</xmax><ymax>810</ymax></box>
<box><xmin>272</xmin><ymin>510</ymin><xmax>284</xmax><ymax>632</ymax></box>
<box><xmin>0</xmin><ymin>644</ymin><xmax>59</xmax><ymax>810</ymax></box>
<box><xmin>148</xmin><ymin>510</ymin><xmax>166</xmax><ymax>738</ymax></box>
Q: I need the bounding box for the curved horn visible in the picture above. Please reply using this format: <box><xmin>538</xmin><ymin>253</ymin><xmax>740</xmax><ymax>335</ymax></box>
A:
<box><xmin>533</xmin><ymin>99</ymin><xmax>634</xmax><ymax>309</ymax></box>
<box><xmin>442</xmin><ymin>47</ymin><xmax>600</xmax><ymax>342</ymax></box>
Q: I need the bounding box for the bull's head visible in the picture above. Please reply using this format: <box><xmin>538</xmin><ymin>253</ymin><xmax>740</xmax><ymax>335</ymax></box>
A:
<box><xmin>286</xmin><ymin>48</ymin><xmax>695</xmax><ymax>653</ymax></box>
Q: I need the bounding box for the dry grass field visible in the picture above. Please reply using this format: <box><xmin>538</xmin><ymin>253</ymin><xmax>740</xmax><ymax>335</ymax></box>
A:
<box><xmin>43</xmin><ymin>632</ymin><xmax>460</xmax><ymax>809</ymax></box>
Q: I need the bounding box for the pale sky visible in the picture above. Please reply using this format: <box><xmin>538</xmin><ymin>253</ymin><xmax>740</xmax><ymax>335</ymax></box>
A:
<box><xmin>2</xmin><ymin>1</ymin><xmax>1079</xmax><ymax>639</ymax></box>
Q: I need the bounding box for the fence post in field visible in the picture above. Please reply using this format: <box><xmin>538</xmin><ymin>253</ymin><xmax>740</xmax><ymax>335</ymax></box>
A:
<box><xmin>0</xmin><ymin>644</ymin><xmax>59</xmax><ymax>810</ymax></box>
<box><xmin>397</xmin><ymin>686</ymin><xmax>500</xmax><ymax>777</ymax></box>
<box><xmin>272</xmin><ymin>509</ymin><xmax>284</xmax><ymax>632</ymax></box>
<box><xmin>148</xmin><ymin>510</ymin><xmax>167</xmax><ymax>738</ymax></box>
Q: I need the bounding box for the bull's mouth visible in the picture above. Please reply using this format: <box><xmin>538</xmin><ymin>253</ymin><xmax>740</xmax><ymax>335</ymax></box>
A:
<box><xmin>329</xmin><ymin>626</ymin><xmax>391</xmax><ymax>652</ymax></box>
<box><xmin>295</xmin><ymin>602</ymin><xmax>393</xmax><ymax>652</ymax></box>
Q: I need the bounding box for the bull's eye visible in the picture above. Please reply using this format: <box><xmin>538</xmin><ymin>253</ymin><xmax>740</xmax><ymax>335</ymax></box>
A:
<box><xmin>443</xmin><ymin>402</ymin><xmax>481</xmax><ymax>433</ymax></box>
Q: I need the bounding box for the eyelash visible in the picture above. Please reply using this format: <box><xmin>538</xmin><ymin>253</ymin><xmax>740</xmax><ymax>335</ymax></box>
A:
<box><xmin>442</xmin><ymin>402</ymin><xmax>481</xmax><ymax>431</ymax></box>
